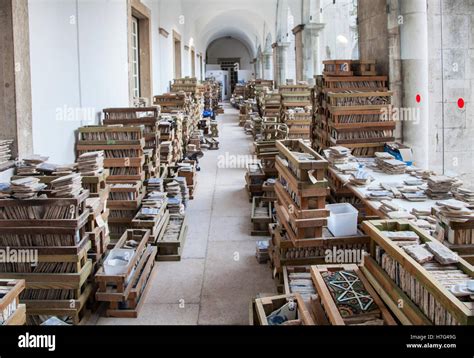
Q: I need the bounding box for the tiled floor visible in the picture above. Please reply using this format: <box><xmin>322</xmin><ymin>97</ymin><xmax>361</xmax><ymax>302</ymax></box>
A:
<box><xmin>93</xmin><ymin>103</ymin><xmax>276</xmax><ymax>325</ymax></box>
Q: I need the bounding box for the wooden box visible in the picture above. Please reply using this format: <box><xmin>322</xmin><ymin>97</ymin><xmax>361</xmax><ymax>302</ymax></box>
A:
<box><xmin>251</xmin><ymin>197</ymin><xmax>273</xmax><ymax>236</ymax></box>
<box><xmin>362</xmin><ymin>220</ymin><xmax>474</xmax><ymax>325</ymax></box>
<box><xmin>311</xmin><ymin>264</ymin><xmax>396</xmax><ymax>325</ymax></box>
<box><xmin>254</xmin><ymin>293</ymin><xmax>315</xmax><ymax>325</ymax></box>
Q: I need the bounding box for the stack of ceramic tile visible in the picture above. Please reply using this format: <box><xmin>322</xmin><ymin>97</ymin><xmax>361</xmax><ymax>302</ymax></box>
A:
<box><xmin>328</xmin><ymin>146</ymin><xmax>352</xmax><ymax>166</ymax></box>
<box><xmin>375</xmin><ymin>152</ymin><xmax>407</xmax><ymax>174</ymax></box>
<box><xmin>0</xmin><ymin>140</ymin><xmax>13</xmax><ymax>165</ymax></box>
<box><xmin>175</xmin><ymin>177</ymin><xmax>189</xmax><ymax>209</ymax></box>
<box><xmin>436</xmin><ymin>199</ymin><xmax>474</xmax><ymax>221</ymax></box>
<box><xmin>349</xmin><ymin>170</ymin><xmax>372</xmax><ymax>186</ymax></box>
<box><xmin>426</xmin><ymin>176</ymin><xmax>455</xmax><ymax>200</ymax></box>
<box><xmin>10</xmin><ymin>177</ymin><xmax>46</xmax><ymax>199</ymax></box>
<box><xmin>77</xmin><ymin>151</ymin><xmax>104</xmax><ymax>176</ymax></box>
<box><xmin>146</xmin><ymin>178</ymin><xmax>164</xmax><ymax>193</ymax></box>
<box><xmin>16</xmin><ymin>155</ymin><xmax>49</xmax><ymax>175</ymax></box>
<box><xmin>255</xmin><ymin>240</ymin><xmax>270</xmax><ymax>264</ymax></box>
<box><xmin>142</xmin><ymin>191</ymin><xmax>167</xmax><ymax>208</ymax></box>
<box><xmin>166</xmin><ymin>181</ymin><xmax>183</xmax><ymax>214</ymax></box>
<box><xmin>50</xmin><ymin>173</ymin><xmax>83</xmax><ymax>198</ymax></box>
<box><xmin>453</xmin><ymin>187</ymin><xmax>474</xmax><ymax>207</ymax></box>
<box><xmin>52</xmin><ymin>163</ymin><xmax>77</xmax><ymax>176</ymax></box>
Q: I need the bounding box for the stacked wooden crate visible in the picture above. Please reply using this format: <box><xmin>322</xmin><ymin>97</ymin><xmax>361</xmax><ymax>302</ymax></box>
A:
<box><xmin>261</xmin><ymin>92</ymin><xmax>281</xmax><ymax>120</ymax></box>
<box><xmin>279</xmin><ymin>85</ymin><xmax>312</xmax><ymax>140</ymax></box>
<box><xmin>274</xmin><ymin>140</ymin><xmax>329</xmax><ymax>246</ymax></box>
<box><xmin>95</xmin><ymin>229</ymin><xmax>157</xmax><ymax>318</ymax></box>
<box><xmin>0</xmin><ymin>192</ymin><xmax>93</xmax><ymax>325</ymax></box>
<box><xmin>314</xmin><ymin>60</ymin><xmax>395</xmax><ymax>156</ymax></box>
<box><xmin>0</xmin><ymin>279</ymin><xmax>26</xmax><ymax>325</ymax></box>
<box><xmin>362</xmin><ymin>220</ymin><xmax>474</xmax><ymax>325</ymax></box>
<box><xmin>107</xmin><ymin>181</ymin><xmax>145</xmax><ymax>245</ymax></box>
<box><xmin>77</xmin><ymin>126</ymin><xmax>146</xmax><ymax>183</ymax></box>
<box><xmin>177</xmin><ymin>160</ymin><xmax>197</xmax><ymax>200</ymax></box>
<box><xmin>153</xmin><ymin>93</ymin><xmax>187</xmax><ymax>113</ymax></box>
<box><xmin>85</xmin><ymin>193</ymin><xmax>110</xmax><ymax>272</ymax></box>
<box><xmin>102</xmin><ymin>107</ymin><xmax>160</xmax><ymax>179</ymax></box>
<box><xmin>170</xmin><ymin>77</ymin><xmax>204</xmax><ymax>99</ymax></box>
<box><xmin>158</xmin><ymin>114</ymin><xmax>184</xmax><ymax>165</ymax></box>
<box><xmin>132</xmin><ymin>187</ymin><xmax>169</xmax><ymax>244</ymax></box>
<box><xmin>269</xmin><ymin>140</ymin><xmax>370</xmax><ymax>288</ymax></box>
<box><xmin>245</xmin><ymin>163</ymin><xmax>266</xmax><ymax>201</ymax></box>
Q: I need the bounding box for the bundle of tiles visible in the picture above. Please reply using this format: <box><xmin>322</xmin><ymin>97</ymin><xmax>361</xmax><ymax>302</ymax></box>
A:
<box><xmin>453</xmin><ymin>187</ymin><xmax>474</xmax><ymax>207</ymax></box>
<box><xmin>349</xmin><ymin>170</ymin><xmax>372</xmax><ymax>186</ymax></box>
<box><xmin>375</xmin><ymin>152</ymin><xmax>407</xmax><ymax>174</ymax></box>
<box><xmin>327</xmin><ymin>146</ymin><xmax>352</xmax><ymax>166</ymax></box>
<box><xmin>0</xmin><ymin>140</ymin><xmax>13</xmax><ymax>166</ymax></box>
<box><xmin>426</xmin><ymin>176</ymin><xmax>455</xmax><ymax>200</ymax></box>
<box><xmin>16</xmin><ymin>155</ymin><xmax>49</xmax><ymax>175</ymax></box>
<box><xmin>166</xmin><ymin>181</ymin><xmax>184</xmax><ymax>215</ymax></box>
<box><xmin>146</xmin><ymin>178</ymin><xmax>164</xmax><ymax>193</ymax></box>
<box><xmin>10</xmin><ymin>177</ymin><xmax>46</xmax><ymax>199</ymax></box>
<box><xmin>175</xmin><ymin>177</ymin><xmax>189</xmax><ymax>208</ymax></box>
<box><xmin>142</xmin><ymin>191</ymin><xmax>167</xmax><ymax>208</ymax></box>
<box><xmin>435</xmin><ymin>199</ymin><xmax>474</xmax><ymax>221</ymax></box>
<box><xmin>77</xmin><ymin>151</ymin><xmax>104</xmax><ymax>176</ymax></box>
<box><xmin>255</xmin><ymin>240</ymin><xmax>270</xmax><ymax>264</ymax></box>
<box><xmin>52</xmin><ymin>163</ymin><xmax>77</xmax><ymax>176</ymax></box>
<box><xmin>50</xmin><ymin>173</ymin><xmax>82</xmax><ymax>198</ymax></box>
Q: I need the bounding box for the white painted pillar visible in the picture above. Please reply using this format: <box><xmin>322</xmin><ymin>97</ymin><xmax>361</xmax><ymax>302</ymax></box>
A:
<box><xmin>400</xmin><ymin>0</ymin><xmax>429</xmax><ymax>169</ymax></box>
<box><xmin>272</xmin><ymin>42</ymin><xmax>290</xmax><ymax>87</ymax></box>
<box><xmin>263</xmin><ymin>51</ymin><xmax>273</xmax><ymax>80</ymax></box>
<box><xmin>303</xmin><ymin>22</ymin><xmax>325</xmax><ymax>82</ymax></box>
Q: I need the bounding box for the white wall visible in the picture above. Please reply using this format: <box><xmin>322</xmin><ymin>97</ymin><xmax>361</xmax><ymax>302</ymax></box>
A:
<box><xmin>206</xmin><ymin>37</ymin><xmax>253</xmax><ymax>70</ymax></box>
<box><xmin>28</xmin><ymin>0</ymin><xmax>129</xmax><ymax>164</ymax></box>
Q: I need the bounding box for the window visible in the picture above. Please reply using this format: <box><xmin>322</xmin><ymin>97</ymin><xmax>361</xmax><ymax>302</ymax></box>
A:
<box><xmin>173</xmin><ymin>31</ymin><xmax>182</xmax><ymax>79</ymax></box>
<box><xmin>131</xmin><ymin>16</ymin><xmax>140</xmax><ymax>98</ymax></box>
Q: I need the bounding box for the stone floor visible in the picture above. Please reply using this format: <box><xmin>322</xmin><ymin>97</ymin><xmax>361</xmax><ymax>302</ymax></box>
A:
<box><xmin>91</xmin><ymin>103</ymin><xmax>276</xmax><ymax>325</ymax></box>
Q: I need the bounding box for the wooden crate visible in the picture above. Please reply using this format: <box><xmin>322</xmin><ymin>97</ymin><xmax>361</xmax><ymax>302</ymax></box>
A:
<box><xmin>323</xmin><ymin>60</ymin><xmax>353</xmax><ymax>77</ymax></box>
<box><xmin>251</xmin><ymin>197</ymin><xmax>273</xmax><ymax>236</ymax></box>
<box><xmin>0</xmin><ymin>191</ymin><xmax>89</xmax><ymax>229</ymax></box>
<box><xmin>103</xmin><ymin>246</ymin><xmax>157</xmax><ymax>318</ymax></box>
<box><xmin>132</xmin><ymin>205</ymin><xmax>169</xmax><ymax>243</ymax></box>
<box><xmin>95</xmin><ymin>230</ymin><xmax>150</xmax><ymax>302</ymax></box>
<box><xmin>254</xmin><ymin>293</ymin><xmax>315</xmax><ymax>325</ymax></box>
<box><xmin>362</xmin><ymin>220</ymin><xmax>474</xmax><ymax>325</ymax></box>
<box><xmin>351</xmin><ymin>60</ymin><xmax>377</xmax><ymax>76</ymax></box>
<box><xmin>155</xmin><ymin>214</ymin><xmax>187</xmax><ymax>261</ymax></box>
<box><xmin>311</xmin><ymin>264</ymin><xmax>396</xmax><ymax>325</ymax></box>
<box><xmin>0</xmin><ymin>279</ymin><xmax>26</xmax><ymax>325</ymax></box>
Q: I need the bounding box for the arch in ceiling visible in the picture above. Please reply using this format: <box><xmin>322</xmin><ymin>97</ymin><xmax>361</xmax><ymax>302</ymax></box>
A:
<box><xmin>192</xmin><ymin>9</ymin><xmax>275</xmax><ymax>58</ymax></box>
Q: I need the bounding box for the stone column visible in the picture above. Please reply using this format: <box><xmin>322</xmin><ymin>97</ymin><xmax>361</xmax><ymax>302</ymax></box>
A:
<box><xmin>302</xmin><ymin>22</ymin><xmax>325</xmax><ymax>83</ymax></box>
<box><xmin>293</xmin><ymin>25</ymin><xmax>305</xmax><ymax>83</ymax></box>
<box><xmin>272</xmin><ymin>42</ymin><xmax>290</xmax><ymax>87</ymax></box>
<box><xmin>0</xmin><ymin>0</ymin><xmax>33</xmax><ymax>159</ymax></box>
<box><xmin>400</xmin><ymin>0</ymin><xmax>429</xmax><ymax>169</ymax></box>
<box><xmin>263</xmin><ymin>51</ymin><xmax>273</xmax><ymax>81</ymax></box>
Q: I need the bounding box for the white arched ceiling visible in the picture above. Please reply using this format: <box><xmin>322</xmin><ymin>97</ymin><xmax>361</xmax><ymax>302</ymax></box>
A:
<box><xmin>179</xmin><ymin>0</ymin><xmax>278</xmax><ymax>58</ymax></box>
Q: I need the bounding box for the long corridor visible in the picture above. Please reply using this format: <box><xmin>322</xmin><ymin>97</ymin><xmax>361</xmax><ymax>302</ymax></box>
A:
<box><xmin>93</xmin><ymin>103</ymin><xmax>276</xmax><ymax>325</ymax></box>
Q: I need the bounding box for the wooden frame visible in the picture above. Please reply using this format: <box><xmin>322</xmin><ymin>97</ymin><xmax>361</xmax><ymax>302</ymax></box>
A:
<box><xmin>254</xmin><ymin>293</ymin><xmax>315</xmax><ymax>325</ymax></box>
<box><xmin>128</xmin><ymin>0</ymin><xmax>152</xmax><ymax>104</ymax></box>
<box><xmin>311</xmin><ymin>264</ymin><xmax>396</xmax><ymax>325</ymax></box>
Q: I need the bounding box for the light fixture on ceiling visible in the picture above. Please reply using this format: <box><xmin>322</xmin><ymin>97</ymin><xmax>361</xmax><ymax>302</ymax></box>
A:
<box><xmin>337</xmin><ymin>35</ymin><xmax>348</xmax><ymax>45</ymax></box>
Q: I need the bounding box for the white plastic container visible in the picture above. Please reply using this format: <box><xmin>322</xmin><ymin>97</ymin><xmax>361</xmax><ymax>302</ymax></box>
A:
<box><xmin>326</xmin><ymin>203</ymin><xmax>359</xmax><ymax>237</ymax></box>
<box><xmin>104</xmin><ymin>248</ymin><xmax>134</xmax><ymax>275</ymax></box>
